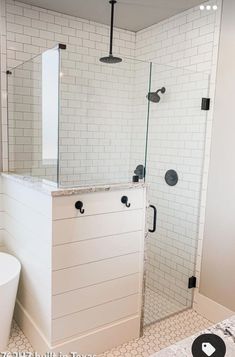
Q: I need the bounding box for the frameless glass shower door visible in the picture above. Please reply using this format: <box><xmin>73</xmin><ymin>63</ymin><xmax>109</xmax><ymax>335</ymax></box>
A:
<box><xmin>144</xmin><ymin>63</ymin><xmax>210</xmax><ymax>325</ymax></box>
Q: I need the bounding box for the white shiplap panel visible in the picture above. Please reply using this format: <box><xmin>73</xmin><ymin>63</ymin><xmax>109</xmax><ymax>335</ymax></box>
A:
<box><xmin>0</xmin><ymin>178</ymin><xmax>3</xmax><ymax>194</ymax></box>
<box><xmin>3</xmin><ymin>177</ymin><xmax>52</xmax><ymax>218</ymax></box>
<box><xmin>52</xmin><ymin>294</ymin><xmax>139</xmax><ymax>342</ymax></box>
<box><xmin>2</xmin><ymin>194</ymin><xmax>52</xmax><ymax>341</ymax></box>
<box><xmin>53</xmin><ymin>209</ymin><xmax>144</xmax><ymax>245</ymax></box>
<box><xmin>4</xmin><ymin>230</ymin><xmax>51</xmax><ymax>293</ymax></box>
<box><xmin>0</xmin><ymin>229</ymin><xmax>5</xmax><ymax>249</ymax></box>
<box><xmin>52</xmin><ymin>316</ymin><xmax>140</xmax><ymax>355</ymax></box>
<box><xmin>52</xmin><ymin>231</ymin><xmax>142</xmax><ymax>270</ymax></box>
<box><xmin>4</xmin><ymin>213</ymin><xmax>51</xmax><ymax>266</ymax></box>
<box><xmin>4</xmin><ymin>195</ymin><xmax>52</xmax><ymax>242</ymax></box>
<box><xmin>52</xmin><ymin>273</ymin><xmax>140</xmax><ymax>318</ymax></box>
<box><xmin>53</xmin><ymin>253</ymin><xmax>141</xmax><ymax>294</ymax></box>
<box><xmin>0</xmin><ymin>194</ymin><xmax>4</xmax><ymax>212</ymax></box>
<box><xmin>52</xmin><ymin>189</ymin><xmax>144</xmax><ymax>220</ymax></box>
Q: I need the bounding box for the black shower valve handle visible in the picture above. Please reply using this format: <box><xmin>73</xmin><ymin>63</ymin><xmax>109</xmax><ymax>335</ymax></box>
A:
<box><xmin>75</xmin><ymin>201</ymin><xmax>85</xmax><ymax>214</ymax></box>
<box><xmin>121</xmin><ymin>196</ymin><xmax>131</xmax><ymax>208</ymax></box>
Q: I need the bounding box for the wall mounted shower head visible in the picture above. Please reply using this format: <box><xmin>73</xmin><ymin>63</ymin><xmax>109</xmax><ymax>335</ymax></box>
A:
<box><xmin>147</xmin><ymin>87</ymin><xmax>166</xmax><ymax>103</ymax></box>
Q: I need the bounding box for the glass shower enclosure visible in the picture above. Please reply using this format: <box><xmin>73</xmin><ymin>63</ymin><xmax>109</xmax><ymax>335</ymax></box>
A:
<box><xmin>7</xmin><ymin>44</ymin><xmax>150</xmax><ymax>187</ymax></box>
<box><xmin>7</xmin><ymin>44</ymin><xmax>209</xmax><ymax>326</ymax></box>
<box><xmin>7</xmin><ymin>45</ymin><xmax>60</xmax><ymax>184</ymax></box>
<box><xmin>144</xmin><ymin>63</ymin><xmax>209</xmax><ymax>325</ymax></box>
<box><xmin>58</xmin><ymin>47</ymin><xmax>151</xmax><ymax>187</ymax></box>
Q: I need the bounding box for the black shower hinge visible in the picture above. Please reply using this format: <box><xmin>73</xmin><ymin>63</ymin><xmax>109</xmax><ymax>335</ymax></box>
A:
<box><xmin>201</xmin><ymin>97</ymin><xmax>210</xmax><ymax>111</ymax></box>
<box><xmin>58</xmin><ymin>43</ymin><xmax>66</xmax><ymax>50</ymax></box>
<box><xmin>188</xmin><ymin>276</ymin><xmax>197</xmax><ymax>289</ymax></box>
<box><xmin>6</xmin><ymin>70</ymin><xmax>12</xmax><ymax>75</ymax></box>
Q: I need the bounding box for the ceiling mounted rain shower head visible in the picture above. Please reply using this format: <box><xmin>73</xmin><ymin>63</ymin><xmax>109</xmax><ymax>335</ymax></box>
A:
<box><xmin>100</xmin><ymin>0</ymin><xmax>122</xmax><ymax>64</ymax></box>
<box><xmin>100</xmin><ymin>54</ymin><xmax>122</xmax><ymax>64</ymax></box>
<box><xmin>147</xmin><ymin>87</ymin><xmax>166</xmax><ymax>103</ymax></box>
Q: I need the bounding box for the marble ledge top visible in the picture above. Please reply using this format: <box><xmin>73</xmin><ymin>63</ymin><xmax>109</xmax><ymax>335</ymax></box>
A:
<box><xmin>1</xmin><ymin>173</ymin><xmax>147</xmax><ymax>197</ymax></box>
<box><xmin>152</xmin><ymin>315</ymin><xmax>235</xmax><ymax>356</ymax></box>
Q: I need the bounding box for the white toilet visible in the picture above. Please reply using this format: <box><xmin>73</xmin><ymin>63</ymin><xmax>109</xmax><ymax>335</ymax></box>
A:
<box><xmin>0</xmin><ymin>252</ymin><xmax>21</xmax><ymax>352</ymax></box>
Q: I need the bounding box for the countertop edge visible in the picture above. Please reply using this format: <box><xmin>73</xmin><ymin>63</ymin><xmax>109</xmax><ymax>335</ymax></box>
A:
<box><xmin>1</xmin><ymin>173</ymin><xmax>147</xmax><ymax>197</ymax></box>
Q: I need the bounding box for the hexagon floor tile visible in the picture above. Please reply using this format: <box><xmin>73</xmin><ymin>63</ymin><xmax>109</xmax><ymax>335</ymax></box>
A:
<box><xmin>144</xmin><ymin>287</ymin><xmax>186</xmax><ymax>325</ymax></box>
<box><xmin>99</xmin><ymin>309</ymin><xmax>212</xmax><ymax>357</ymax></box>
<box><xmin>6</xmin><ymin>320</ymin><xmax>34</xmax><ymax>353</ymax></box>
<box><xmin>5</xmin><ymin>310</ymin><xmax>212</xmax><ymax>357</ymax></box>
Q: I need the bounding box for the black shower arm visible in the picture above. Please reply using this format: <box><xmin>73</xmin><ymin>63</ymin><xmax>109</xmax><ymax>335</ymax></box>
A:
<box><xmin>156</xmin><ymin>87</ymin><xmax>166</xmax><ymax>95</ymax></box>
<box><xmin>109</xmin><ymin>0</ymin><xmax>116</xmax><ymax>56</ymax></box>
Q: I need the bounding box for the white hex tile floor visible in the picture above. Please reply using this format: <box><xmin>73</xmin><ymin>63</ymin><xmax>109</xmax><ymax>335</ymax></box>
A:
<box><xmin>7</xmin><ymin>320</ymin><xmax>34</xmax><ymax>353</ymax></box>
<box><xmin>144</xmin><ymin>288</ymin><xmax>186</xmax><ymax>325</ymax></box>
<box><xmin>100</xmin><ymin>310</ymin><xmax>212</xmax><ymax>357</ymax></box>
<box><xmin>7</xmin><ymin>310</ymin><xmax>212</xmax><ymax>357</ymax></box>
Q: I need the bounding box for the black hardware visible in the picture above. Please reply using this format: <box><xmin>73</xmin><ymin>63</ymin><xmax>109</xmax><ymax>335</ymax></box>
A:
<box><xmin>58</xmin><ymin>43</ymin><xmax>67</xmax><ymax>50</ymax></box>
<box><xmin>6</xmin><ymin>70</ymin><xmax>12</xmax><ymax>75</ymax></box>
<box><xmin>109</xmin><ymin>0</ymin><xmax>116</xmax><ymax>57</ymax></box>
<box><xmin>121</xmin><ymin>196</ymin><xmax>131</xmax><ymax>208</ymax></box>
<box><xmin>188</xmin><ymin>276</ymin><xmax>197</xmax><ymax>289</ymax></box>
<box><xmin>149</xmin><ymin>205</ymin><xmax>157</xmax><ymax>233</ymax></box>
<box><xmin>99</xmin><ymin>0</ymin><xmax>122</xmax><ymax>63</ymax></box>
<box><xmin>132</xmin><ymin>175</ymin><xmax>139</xmax><ymax>183</ymax></box>
<box><xmin>75</xmin><ymin>201</ymin><xmax>85</xmax><ymax>214</ymax></box>
<box><xmin>147</xmin><ymin>87</ymin><xmax>166</xmax><ymax>103</ymax></box>
<box><xmin>165</xmin><ymin>169</ymin><xmax>178</xmax><ymax>186</ymax></box>
<box><xmin>134</xmin><ymin>164</ymin><xmax>145</xmax><ymax>180</ymax></box>
<box><xmin>201</xmin><ymin>98</ymin><xmax>210</xmax><ymax>111</ymax></box>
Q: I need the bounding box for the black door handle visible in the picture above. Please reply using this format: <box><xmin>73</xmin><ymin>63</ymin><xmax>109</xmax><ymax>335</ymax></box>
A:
<box><xmin>149</xmin><ymin>205</ymin><xmax>157</xmax><ymax>233</ymax></box>
<box><xmin>121</xmin><ymin>196</ymin><xmax>131</xmax><ymax>207</ymax></box>
<box><xmin>75</xmin><ymin>201</ymin><xmax>85</xmax><ymax>214</ymax></box>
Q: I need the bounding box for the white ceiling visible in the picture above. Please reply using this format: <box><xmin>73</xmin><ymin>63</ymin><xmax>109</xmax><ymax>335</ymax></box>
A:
<box><xmin>17</xmin><ymin>0</ymin><xmax>207</xmax><ymax>32</ymax></box>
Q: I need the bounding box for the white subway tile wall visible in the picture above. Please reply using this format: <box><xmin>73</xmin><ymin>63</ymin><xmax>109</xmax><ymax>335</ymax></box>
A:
<box><xmin>59</xmin><ymin>54</ymin><xmax>149</xmax><ymax>186</ymax></box>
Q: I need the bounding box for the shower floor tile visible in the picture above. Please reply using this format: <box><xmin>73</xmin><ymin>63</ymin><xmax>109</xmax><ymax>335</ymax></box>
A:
<box><xmin>144</xmin><ymin>287</ymin><xmax>186</xmax><ymax>325</ymax></box>
<box><xmin>7</xmin><ymin>310</ymin><xmax>211</xmax><ymax>357</ymax></box>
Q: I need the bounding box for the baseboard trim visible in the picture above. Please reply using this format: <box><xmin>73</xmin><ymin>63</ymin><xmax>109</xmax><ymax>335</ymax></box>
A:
<box><xmin>193</xmin><ymin>290</ymin><xmax>234</xmax><ymax>323</ymax></box>
<box><xmin>14</xmin><ymin>300</ymin><xmax>50</xmax><ymax>353</ymax></box>
<box><xmin>52</xmin><ymin>316</ymin><xmax>140</xmax><ymax>355</ymax></box>
<box><xmin>14</xmin><ymin>300</ymin><xmax>140</xmax><ymax>354</ymax></box>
